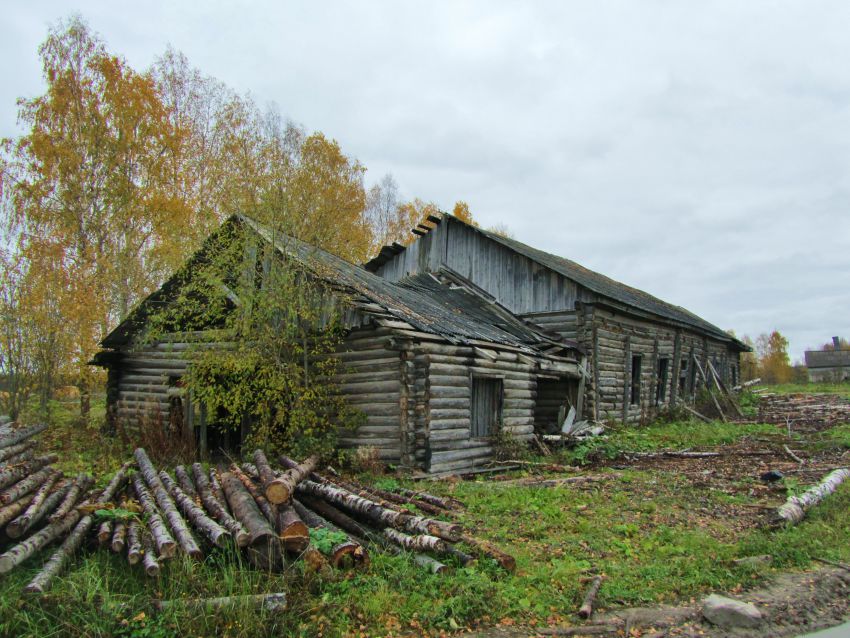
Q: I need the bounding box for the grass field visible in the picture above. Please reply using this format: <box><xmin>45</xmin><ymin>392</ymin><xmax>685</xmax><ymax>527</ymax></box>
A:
<box><xmin>0</xmin><ymin>386</ymin><xmax>848</xmax><ymax>637</ymax></box>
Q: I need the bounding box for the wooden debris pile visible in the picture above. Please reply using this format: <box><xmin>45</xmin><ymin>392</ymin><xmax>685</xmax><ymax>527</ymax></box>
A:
<box><xmin>757</xmin><ymin>393</ymin><xmax>850</xmax><ymax>431</ymax></box>
<box><xmin>0</xmin><ymin>422</ymin><xmax>515</xmax><ymax>595</ymax></box>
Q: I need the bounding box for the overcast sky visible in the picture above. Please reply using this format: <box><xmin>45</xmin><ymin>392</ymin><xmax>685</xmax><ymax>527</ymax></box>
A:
<box><xmin>2</xmin><ymin>2</ymin><xmax>849</xmax><ymax>361</ymax></box>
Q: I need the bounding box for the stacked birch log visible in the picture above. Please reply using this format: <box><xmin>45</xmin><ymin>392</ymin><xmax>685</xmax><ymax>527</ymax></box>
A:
<box><xmin>0</xmin><ymin>422</ymin><xmax>514</xmax><ymax>594</ymax></box>
<box><xmin>758</xmin><ymin>393</ymin><xmax>850</xmax><ymax>431</ymax></box>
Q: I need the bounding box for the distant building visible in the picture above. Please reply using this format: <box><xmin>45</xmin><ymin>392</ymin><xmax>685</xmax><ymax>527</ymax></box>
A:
<box><xmin>805</xmin><ymin>337</ymin><xmax>850</xmax><ymax>382</ymax></box>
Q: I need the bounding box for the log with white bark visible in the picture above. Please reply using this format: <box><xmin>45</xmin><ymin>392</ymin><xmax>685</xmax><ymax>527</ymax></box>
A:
<box><xmin>6</xmin><ymin>480</ymin><xmax>70</xmax><ymax>537</ymax></box>
<box><xmin>0</xmin><ymin>504</ymin><xmax>83</xmax><ymax>574</ymax></box>
<box><xmin>383</xmin><ymin>527</ymin><xmax>448</xmax><ymax>553</ymax></box>
<box><xmin>0</xmin><ymin>441</ymin><xmax>33</xmax><ymax>463</ymax></box>
<box><xmin>0</xmin><ymin>465</ymin><xmax>58</xmax><ymax>505</ymax></box>
<box><xmin>159</xmin><ymin>470</ymin><xmax>230</xmax><ymax>548</ymax></box>
<box><xmin>141</xmin><ymin>526</ymin><xmax>161</xmax><ymax>577</ymax></box>
<box><xmin>0</xmin><ymin>423</ymin><xmax>47</xmax><ymax>449</ymax></box>
<box><xmin>111</xmin><ymin>521</ymin><xmax>127</xmax><ymax>553</ymax></box>
<box><xmin>97</xmin><ymin>520</ymin><xmax>113</xmax><ymax>545</ymax></box>
<box><xmin>0</xmin><ymin>455</ymin><xmax>58</xmax><ymax>493</ymax></box>
<box><xmin>297</xmin><ymin>479</ymin><xmax>463</xmax><ymax>542</ymax></box>
<box><xmin>0</xmin><ymin>448</ymin><xmax>35</xmax><ymax>468</ymax></box>
<box><xmin>772</xmin><ymin>468</ymin><xmax>850</xmax><ymax>526</ymax></box>
<box><xmin>5</xmin><ymin>471</ymin><xmax>62</xmax><ymax>538</ymax></box>
<box><xmin>208</xmin><ymin>468</ymin><xmax>230</xmax><ymax>514</ymax></box>
<box><xmin>174</xmin><ymin>465</ymin><xmax>197</xmax><ymax>501</ymax></box>
<box><xmin>134</xmin><ymin>448</ymin><xmax>202</xmax><ymax>559</ymax></box>
<box><xmin>131</xmin><ymin>473</ymin><xmax>176</xmax><ymax>559</ymax></box>
<box><xmin>49</xmin><ymin>473</ymin><xmax>93</xmax><ymax>521</ymax></box>
<box><xmin>126</xmin><ymin>519</ymin><xmax>142</xmax><ymax>565</ymax></box>
<box><xmin>191</xmin><ymin>463</ymin><xmax>249</xmax><ymax>547</ymax></box>
<box><xmin>413</xmin><ymin>553</ymin><xmax>448</xmax><ymax>574</ymax></box>
<box><xmin>219</xmin><ymin>471</ymin><xmax>281</xmax><ymax>571</ymax></box>
<box><xmin>0</xmin><ymin>492</ymin><xmax>36</xmax><ymax>528</ymax></box>
<box><xmin>23</xmin><ymin>462</ymin><xmax>132</xmax><ymax>593</ymax></box>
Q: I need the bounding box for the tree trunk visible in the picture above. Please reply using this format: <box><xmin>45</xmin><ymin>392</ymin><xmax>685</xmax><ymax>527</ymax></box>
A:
<box><xmin>346</xmin><ymin>481</ymin><xmax>446</xmax><ymax>516</ymax></box>
<box><xmin>413</xmin><ymin>553</ymin><xmax>448</xmax><ymax>574</ymax></box>
<box><xmin>174</xmin><ymin>465</ymin><xmax>198</xmax><ymax>502</ymax></box>
<box><xmin>111</xmin><ymin>521</ymin><xmax>127</xmax><ymax>553</ymax></box>
<box><xmin>296</xmin><ymin>479</ymin><xmax>463</xmax><ymax>542</ymax></box>
<box><xmin>97</xmin><ymin>520</ymin><xmax>113</xmax><ymax>545</ymax></box>
<box><xmin>191</xmin><ymin>463</ymin><xmax>249</xmax><ymax>547</ymax></box>
<box><xmin>0</xmin><ymin>508</ymin><xmax>81</xmax><ymax>574</ymax></box>
<box><xmin>578</xmin><ymin>575</ymin><xmax>604</xmax><ymax>619</ymax></box>
<box><xmin>134</xmin><ymin>448</ymin><xmax>202</xmax><ymax>559</ymax></box>
<box><xmin>773</xmin><ymin>468</ymin><xmax>850</xmax><ymax>526</ymax></box>
<box><xmin>383</xmin><ymin>527</ymin><xmax>448</xmax><ymax>553</ymax></box>
<box><xmin>0</xmin><ymin>455</ymin><xmax>58</xmax><ymax>492</ymax></box>
<box><xmin>0</xmin><ymin>465</ymin><xmax>58</xmax><ymax>505</ymax></box>
<box><xmin>278</xmin><ymin>504</ymin><xmax>309</xmax><ymax>552</ymax></box>
<box><xmin>141</xmin><ymin>526</ymin><xmax>161</xmax><ymax>577</ymax></box>
<box><xmin>0</xmin><ymin>493</ymin><xmax>35</xmax><ymax>528</ymax></box>
<box><xmin>219</xmin><ymin>471</ymin><xmax>281</xmax><ymax>571</ymax></box>
<box><xmin>6</xmin><ymin>471</ymin><xmax>63</xmax><ymax>538</ymax></box>
<box><xmin>131</xmin><ymin>473</ymin><xmax>176</xmax><ymax>559</ymax></box>
<box><xmin>23</xmin><ymin>462</ymin><xmax>131</xmax><ymax>592</ymax></box>
<box><xmin>159</xmin><ymin>470</ymin><xmax>231</xmax><ymax>548</ymax></box>
<box><xmin>460</xmin><ymin>534</ymin><xmax>516</xmax><ymax>572</ymax></box>
<box><xmin>126</xmin><ymin>519</ymin><xmax>142</xmax><ymax>565</ymax></box>
<box><xmin>263</xmin><ymin>453</ymin><xmax>318</xmax><ymax>505</ymax></box>
<box><xmin>208</xmin><ymin>468</ymin><xmax>230</xmax><ymax>513</ymax></box>
<box><xmin>49</xmin><ymin>473</ymin><xmax>93</xmax><ymax>522</ymax></box>
<box><xmin>0</xmin><ymin>441</ymin><xmax>35</xmax><ymax>463</ymax></box>
<box><xmin>292</xmin><ymin>499</ymin><xmax>370</xmax><ymax>568</ymax></box>
<box><xmin>0</xmin><ymin>448</ymin><xmax>36</xmax><ymax>468</ymax></box>
<box><xmin>0</xmin><ymin>423</ymin><xmax>47</xmax><ymax>449</ymax></box>
<box><xmin>230</xmin><ymin>463</ymin><xmax>278</xmax><ymax>529</ymax></box>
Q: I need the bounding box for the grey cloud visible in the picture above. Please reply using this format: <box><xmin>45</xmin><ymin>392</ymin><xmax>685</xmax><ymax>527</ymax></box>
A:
<box><xmin>2</xmin><ymin>1</ymin><xmax>849</xmax><ymax>360</ymax></box>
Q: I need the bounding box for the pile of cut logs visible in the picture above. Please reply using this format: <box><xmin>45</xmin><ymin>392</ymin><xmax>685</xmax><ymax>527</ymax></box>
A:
<box><xmin>0</xmin><ymin>421</ymin><xmax>515</xmax><ymax>596</ymax></box>
<box><xmin>757</xmin><ymin>393</ymin><xmax>850</xmax><ymax>430</ymax></box>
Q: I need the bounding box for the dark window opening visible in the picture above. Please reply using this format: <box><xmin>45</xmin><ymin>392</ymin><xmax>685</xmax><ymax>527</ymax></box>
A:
<box><xmin>679</xmin><ymin>358</ymin><xmax>689</xmax><ymax>395</ymax></box>
<box><xmin>655</xmin><ymin>358</ymin><xmax>669</xmax><ymax>406</ymax></box>
<box><xmin>471</xmin><ymin>377</ymin><xmax>503</xmax><ymax>438</ymax></box>
<box><xmin>731</xmin><ymin>364</ymin><xmax>738</xmax><ymax>388</ymax></box>
<box><xmin>630</xmin><ymin>355</ymin><xmax>642</xmax><ymax>405</ymax></box>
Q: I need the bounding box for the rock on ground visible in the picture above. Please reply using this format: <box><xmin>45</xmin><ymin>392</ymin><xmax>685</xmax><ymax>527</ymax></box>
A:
<box><xmin>702</xmin><ymin>594</ymin><xmax>763</xmax><ymax>629</ymax></box>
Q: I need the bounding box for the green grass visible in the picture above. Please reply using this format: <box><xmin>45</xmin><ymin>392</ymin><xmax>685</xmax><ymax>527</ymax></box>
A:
<box><xmin>559</xmin><ymin>419</ymin><xmax>777</xmax><ymax>465</ymax></box>
<box><xmin>3</xmin><ymin>394</ymin><xmax>850</xmax><ymax>636</ymax></box>
<box><xmin>767</xmin><ymin>382</ymin><xmax>850</xmax><ymax>398</ymax></box>
<box><xmin>2</xmin><ymin>468</ymin><xmax>849</xmax><ymax>637</ymax></box>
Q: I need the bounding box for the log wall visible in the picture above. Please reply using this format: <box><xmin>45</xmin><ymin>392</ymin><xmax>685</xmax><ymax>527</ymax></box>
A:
<box><xmin>332</xmin><ymin>326</ymin><xmax>404</xmax><ymax>462</ymax></box>
<box><xmin>113</xmin><ymin>341</ymin><xmax>192</xmax><ymax>432</ymax></box>
<box><xmin>416</xmin><ymin>342</ymin><xmax>564</xmax><ymax>474</ymax></box>
<box><xmin>578</xmin><ymin>305</ymin><xmax>741</xmax><ymax>424</ymax></box>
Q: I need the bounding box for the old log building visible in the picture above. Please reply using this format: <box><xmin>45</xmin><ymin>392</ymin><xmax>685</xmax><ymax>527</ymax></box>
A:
<box><xmin>366</xmin><ymin>213</ymin><xmax>748</xmax><ymax>426</ymax></box>
<box><xmin>93</xmin><ymin>212</ymin><xmax>746</xmax><ymax>473</ymax></box>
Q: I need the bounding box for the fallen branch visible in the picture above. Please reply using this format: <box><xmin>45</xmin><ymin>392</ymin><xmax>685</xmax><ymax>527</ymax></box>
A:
<box><xmin>578</xmin><ymin>575</ymin><xmax>604</xmax><ymax>619</ymax></box>
<box><xmin>783</xmin><ymin>445</ymin><xmax>805</xmax><ymax>465</ymax></box>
